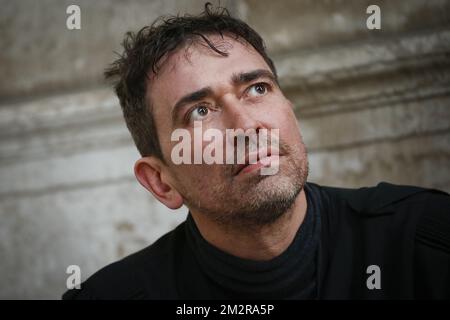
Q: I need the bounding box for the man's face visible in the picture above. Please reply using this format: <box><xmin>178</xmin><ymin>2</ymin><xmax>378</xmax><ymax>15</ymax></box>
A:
<box><xmin>148</xmin><ymin>35</ymin><xmax>308</xmax><ymax>227</ymax></box>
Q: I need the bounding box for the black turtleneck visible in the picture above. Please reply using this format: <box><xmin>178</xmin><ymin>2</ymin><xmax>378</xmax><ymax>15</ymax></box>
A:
<box><xmin>63</xmin><ymin>181</ymin><xmax>450</xmax><ymax>300</ymax></box>
<box><xmin>183</xmin><ymin>182</ymin><xmax>321</xmax><ymax>299</ymax></box>
<box><xmin>63</xmin><ymin>182</ymin><xmax>323</xmax><ymax>299</ymax></box>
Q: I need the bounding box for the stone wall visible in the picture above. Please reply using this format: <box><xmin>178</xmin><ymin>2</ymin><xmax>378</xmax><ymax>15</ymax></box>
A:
<box><xmin>0</xmin><ymin>0</ymin><xmax>449</xmax><ymax>298</ymax></box>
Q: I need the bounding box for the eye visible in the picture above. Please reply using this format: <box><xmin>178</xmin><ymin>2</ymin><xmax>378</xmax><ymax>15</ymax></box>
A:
<box><xmin>247</xmin><ymin>83</ymin><xmax>268</xmax><ymax>97</ymax></box>
<box><xmin>189</xmin><ymin>105</ymin><xmax>209</xmax><ymax>121</ymax></box>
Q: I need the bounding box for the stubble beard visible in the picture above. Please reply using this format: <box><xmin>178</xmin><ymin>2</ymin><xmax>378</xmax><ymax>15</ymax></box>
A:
<box><xmin>179</xmin><ymin>142</ymin><xmax>309</xmax><ymax>230</ymax></box>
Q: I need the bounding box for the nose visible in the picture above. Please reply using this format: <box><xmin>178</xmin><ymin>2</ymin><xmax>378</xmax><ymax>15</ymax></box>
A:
<box><xmin>221</xmin><ymin>97</ymin><xmax>268</xmax><ymax>159</ymax></box>
<box><xmin>222</xmin><ymin>96</ymin><xmax>265</xmax><ymax>133</ymax></box>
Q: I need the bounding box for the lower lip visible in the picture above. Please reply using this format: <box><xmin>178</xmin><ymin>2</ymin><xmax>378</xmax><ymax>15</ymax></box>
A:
<box><xmin>238</xmin><ymin>155</ymin><xmax>280</xmax><ymax>176</ymax></box>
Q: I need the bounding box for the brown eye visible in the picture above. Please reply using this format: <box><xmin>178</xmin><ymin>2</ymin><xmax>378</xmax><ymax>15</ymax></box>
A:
<box><xmin>190</xmin><ymin>105</ymin><xmax>209</xmax><ymax>121</ymax></box>
<box><xmin>197</xmin><ymin>106</ymin><xmax>208</xmax><ymax>115</ymax></box>
<box><xmin>248</xmin><ymin>83</ymin><xmax>267</xmax><ymax>97</ymax></box>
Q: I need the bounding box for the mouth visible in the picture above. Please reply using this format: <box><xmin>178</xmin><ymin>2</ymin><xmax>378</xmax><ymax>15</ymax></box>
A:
<box><xmin>234</xmin><ymin>148</ymin><xmax>281</xmax><ymax>176</ymax></box>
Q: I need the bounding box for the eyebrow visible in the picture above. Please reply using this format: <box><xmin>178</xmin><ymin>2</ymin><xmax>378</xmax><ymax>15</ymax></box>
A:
<box><xmin>171</xmin><ymin>69</ymin><xmax>277</xmax><ymax>124</ymax></box>
<box><xmin>171</xmin><ymin>87</ymin><xmax>213</xmax><ymax>124</ymax></box>
<box><xmin>231</xmin><ymin>69</ymin><xmax>277</xmax><ymax>86</ymax></box>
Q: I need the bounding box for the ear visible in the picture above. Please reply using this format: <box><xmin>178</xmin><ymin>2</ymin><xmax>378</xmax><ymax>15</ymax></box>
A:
<box><xmin>134</xmin><ymin>157</ymin><xmax>184</xmax><ymax>210</ymax></box>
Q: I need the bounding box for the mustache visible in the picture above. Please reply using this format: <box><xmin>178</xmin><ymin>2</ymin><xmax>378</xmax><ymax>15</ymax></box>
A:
<box><xmin>224</xmin><ymin>138</ymin><xmax>290</xmax><ymax>176</ymax></box>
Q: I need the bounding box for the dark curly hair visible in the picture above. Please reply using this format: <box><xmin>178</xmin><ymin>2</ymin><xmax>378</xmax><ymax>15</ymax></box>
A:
<box><xmin>105</xmin><ymin>3</ymin><xmax>277</xmax><ymax>161</ymax></box>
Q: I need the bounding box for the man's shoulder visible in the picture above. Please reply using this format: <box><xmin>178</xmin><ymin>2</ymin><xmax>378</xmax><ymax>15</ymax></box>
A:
<box><xmin>62</xmin><ymin>221</ymin><xmax>186</xmax><ymax>300</ymax></box>
<box><xmin>311</xmin><ymin>180</ymin><xmax>450</xmax><ymax>216</ymax></box>
<box><xmin>310</xmin><ymin>181</ymin><xmax>450</xmax><ymax>298</ymax></box>
<box><xmin>313</xmin><ymin>181</ymin><xmax>450</xmax><ymax>255</ymax></box>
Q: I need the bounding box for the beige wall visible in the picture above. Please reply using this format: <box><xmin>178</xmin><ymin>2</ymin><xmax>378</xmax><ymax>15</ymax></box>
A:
<box><xmin>0</xmin><ymin>0</ymin><xmax>449</xmax><ymax>298</ymax></box>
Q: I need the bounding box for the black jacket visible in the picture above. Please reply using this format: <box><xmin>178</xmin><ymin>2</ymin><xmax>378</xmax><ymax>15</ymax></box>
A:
<box><xmin>63</xmin><ymin>181</ymin><xmax>450</xmax><ymax>299</ymax></box>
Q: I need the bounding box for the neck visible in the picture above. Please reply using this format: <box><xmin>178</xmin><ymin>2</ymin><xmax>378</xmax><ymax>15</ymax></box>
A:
<box><xmin>190</xmin><ymin>188</ymin><xmax>308</xmax><ymax>261</ymax></box>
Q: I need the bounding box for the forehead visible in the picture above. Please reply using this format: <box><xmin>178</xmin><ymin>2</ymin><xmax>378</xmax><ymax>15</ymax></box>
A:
<box><xmin>147</xmin><ymin>35</ymin><xmax>271</xmax><ymax>118</ymax></box>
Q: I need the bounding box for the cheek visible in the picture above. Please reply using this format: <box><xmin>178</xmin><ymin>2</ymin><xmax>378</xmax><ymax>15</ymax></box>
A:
<box><xmin>274</xmin><ymin>104</ymin><xmax>302</xmax><ymax>142</ymax></box>
<box><xmin>265</xmin><ymin>98</ymin><xmax>298</xmax><ymax>129</ymax></box>
<box><xmin>171</xmin><ymin>164</ymin><xmax>226</xmax><ymax>198</ymax></box>
<box><xmin>172</xmin><ymin>162</ymin><xmax>222</xmax><ymax>181</ymax></box>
